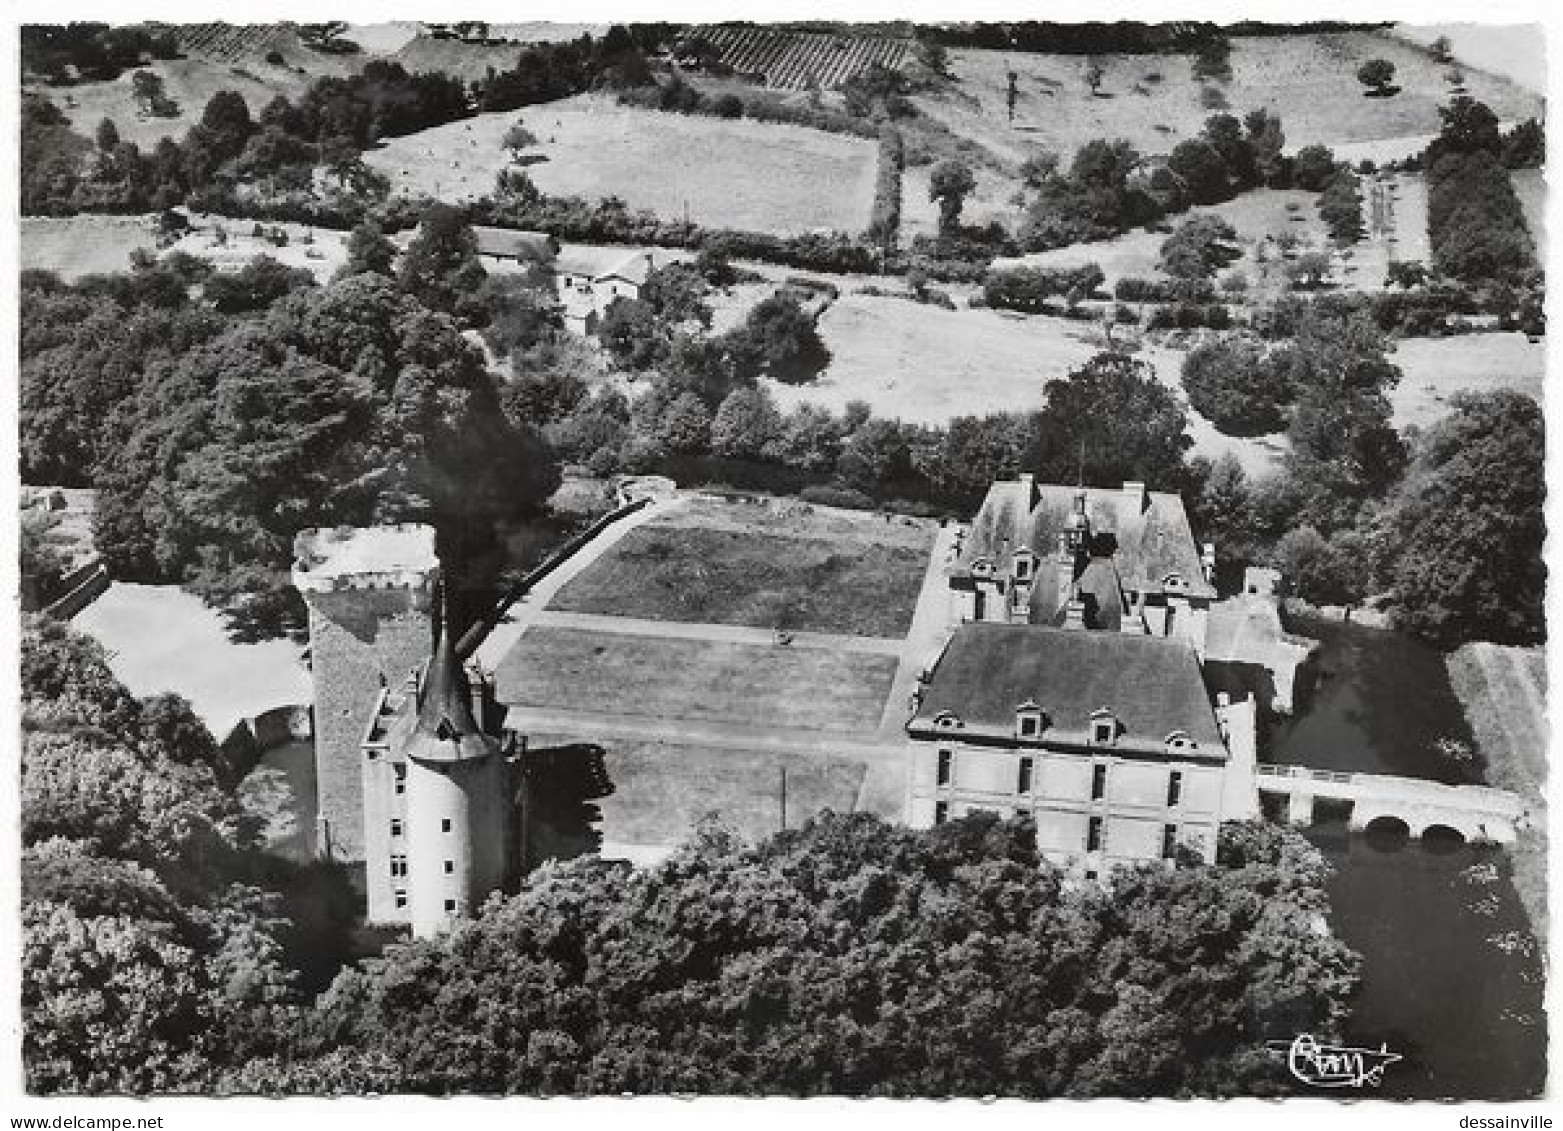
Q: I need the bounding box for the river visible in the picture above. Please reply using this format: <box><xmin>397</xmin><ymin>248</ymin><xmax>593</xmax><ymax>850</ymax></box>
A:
<box><xmin>1253</xmin><ymin>615</ymin><xmax>1547</xmax><ymax>1099</ymax></box>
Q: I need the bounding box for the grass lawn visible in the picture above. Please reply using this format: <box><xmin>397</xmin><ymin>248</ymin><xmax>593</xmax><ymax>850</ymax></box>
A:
<box><xmin>526</xmin><ymin>733</ymin><xmax>868</xmax><ymax>848</ymax></box>
<box><xmin>71</xmin><ymin>582</ymin><xmax>312</xmax><ymax>736</ymax></box>
<box><xmin>365</xmin><ymin>94</ymin><xmax>879</xmax><ymax>235</ymax></box>
<box><xmin>1388</xmin><ymin>333</ymin><xmax>1545</xmax><ymax>431</ymax></box>
<box><xmin>496</xmin><ymin>627</ymin><xmax>898</xmax><ymax>735</ymax></box>
<box><xmin>1445</xmin><ymin>643</ymin><xmax>1547</xmax><ymax>940</ymax></box>
<box><xmin>549</xmin><ymin>525</ymin><xmax>930</xmax><ymax>638</ymax></box>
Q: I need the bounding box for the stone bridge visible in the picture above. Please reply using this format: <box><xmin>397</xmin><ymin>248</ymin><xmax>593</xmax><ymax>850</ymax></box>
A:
<box><xmin>1255</xmin><ymin>764</ymin><xmax>1530</xmax><ymax>845</ymax></box>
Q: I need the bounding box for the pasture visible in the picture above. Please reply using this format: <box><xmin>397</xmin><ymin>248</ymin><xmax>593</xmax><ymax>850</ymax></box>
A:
<box><xmin>922</xmin><ymin>30</ymin><xmax>1544</xmax><ymax>168</ymax></box>
<box><xmin>1387</xmin><ymin>333</ymin><xmax>1545</xmax><ymax>432</ymax></box>
<box><xmin>364</xmin><ymin>94</ymin><xmax>880</xmax><ymax>235</ymax></box>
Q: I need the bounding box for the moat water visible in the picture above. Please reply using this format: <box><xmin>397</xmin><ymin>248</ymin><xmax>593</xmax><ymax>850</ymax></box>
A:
<box><xmin>1238</xmin><ymin>615</ymin><xmax>1546</xmax><ymax>1099</ymax></box>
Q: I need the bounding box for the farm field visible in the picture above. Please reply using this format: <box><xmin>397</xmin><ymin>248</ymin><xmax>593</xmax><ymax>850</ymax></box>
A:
<box><xmin>364</xmin><ymin>94</ymin><xmax>880</xmax><ymax>235</ymax></box>
<box><xmin>921</xmin><ymin>31</ymin><xmax>1543</xmax><ymax>170</ymax></box>
<box><xmin>549</xmin><ymin>525</ymin><xmax>934</xmax><ymax>638</ymax></box>
<box><xmin>1387</xmin><ymin>332</ymin><xmax>1545</xmax><ymax>431</ymax></box>
<box><xmin>526</xmin><ymin>732</ymin><xmax>867</xmax><ymax>849</ymax></box>
<box><xmin>495</xmin><ymin>627</ymin><xmax>898</xmax><ymax>735</ymax></box>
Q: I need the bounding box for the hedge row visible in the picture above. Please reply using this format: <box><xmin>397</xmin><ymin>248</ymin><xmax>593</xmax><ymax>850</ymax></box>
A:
<box><xmin>867</xmin><ymin>127</ymin><xmax>905</xmax><ymax>248</ymax></box>
<box><xmin>1113</xmin><ymin>276</ymin><xmax>1218</xmax><ymax>303</ymax></box>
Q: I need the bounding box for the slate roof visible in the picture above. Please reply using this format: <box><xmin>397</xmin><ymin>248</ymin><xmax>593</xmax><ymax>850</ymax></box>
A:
<box><xmin>913</xmin><ymin>623</ymin><xmax>1224</xmax><ymax>751</ymax></box>
<box><xmin>955</xmin><ymin>478</ymin><xmax>1213</xmax><ymax>599</ymax></box>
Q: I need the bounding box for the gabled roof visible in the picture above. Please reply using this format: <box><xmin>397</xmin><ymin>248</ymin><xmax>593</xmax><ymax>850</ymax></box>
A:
<box><xmin>555</xmin><ymin>248</ymin><xmax>653</xmax><ymax>286</ymax></box>
<box><xmin>472</xmin><ymin>226</ymin><xmax>558</xmax><ymax>262</ymax></box>
<box><xmin>955</xmin><ymin>478</ymin><xmax>1213</xmax><ymax>599</ymax></box>
<box><xmin>912</xmin><ymin>623</ymin><xmax>1224</xmax><ymax>752</ymax></box>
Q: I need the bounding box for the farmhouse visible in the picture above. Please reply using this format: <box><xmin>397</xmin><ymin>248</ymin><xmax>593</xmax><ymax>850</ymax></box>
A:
<box><xmin>907</xmin><ymin>622</ymin><xmax>1258</xmax><ymax>874</ymax></box>
<box><xmin>948</xmin><ymin>474</ymin><xmax>1217</xmax><ymax>655</ymax></box>
<box><xmin>554</xmin><ymin>247</ymin><xmax>656</xmax><ymax>334</ymax></box>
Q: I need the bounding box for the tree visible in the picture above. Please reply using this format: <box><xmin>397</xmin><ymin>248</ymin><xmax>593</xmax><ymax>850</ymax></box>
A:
<box><xmin>928</xmin><ymin>159</ymin><xmax>977</xmax><ymax>233</ymax></box>
<box><xmin>1165</xmin><ymin>139</ymin><xmax>1230</xmax><ymax>205</ymax></box>
<box><xmin>199</xmin><ymin>90</ymin><xmax>257</xmax><ymax>165</ymax></box>
<box><xmin>1430</xmin><ymin>35</ymin><xmax>1453</xmax><ymax>64</ymax></box>
<box><xmin>335</xmin><ymin>220</ymin><xmax>398</xmax><ymax>280</ymax></box>
<box><xmin>285</xmin><ymin>811</ymin><xmax>1356</xmax><ymax>1097</ymax></box>
<box><xmin>1272</xmin><ymin>526</ymin><xmax>1359</xmax><ymax>605</ymax></box>
<box><xmin>131</xmin><ymin>70</ymin><xmax>173</xmax><ymax>117</ymax></box>
<box><xmin>1243</xmin><ymin>109</ymin><xmax>1286</xmax><ymax>185</ymax></box>
<box><xmin>1292</xmin><ymin>145</ymin><xmax>1338</xmax><ymax>192</ymax></box>
<box><xmin>1377</xmin><ymin>391</ymin><xmax>1544</xmax><ymax>645</ymax></box>
<box><xmin>1029</xmin><ymin>353</ymin><xmax>1191</xmax><ymax>489</ymax></box>
<box><xmin>1158</xmin><ymin>216</ymin><xmax>1240</xmax><ymax>279</ymax></box>
<box><xmin>501</xmin><ymin>121</ymin><xmax>538</xmax><ymax>160</ymax></box>
<box><xmin>1356</xmin><ymin>58</ymin><xmax>1397</xmax><ymax>97</ymax></box>
<box><xmin>1181</xmin><ymin>339</ymin><xmax>1292</xmax><ymax>436</ymax></box>
<box><xmin>731</xmin><ymin>293</ymin><xmax>830</xmax><ymax>386</ymax></box>
<box><xmin>773</xmin><ymin>404</ymin><xmax>842</xmax><ymax>473</ymax></box>
<box><xmin>1501</xmin><ymin>118</ymin><xmax>1545</xmax><ymax>169</ymax></box>
<box><xmin>94</xmin><ymin>117</ymin><xmax>120</xmax><ymax>153</ymax></box>
<box><xmin>838</xmin><ymin>417</ymin><xmax>910</xmax><ymax>487</ymax></box>
<box><xmin>1085</xmin><ymin>57</ymin><xmax>1106</xmax><ymax>95</ymax></box>
<box><xmin>596</xmin><ymin>297</ymin><xmax>662</xmax><ymax>370</ymax></box>
<box><xmin>396</xmin><ymin>204</ymin><xmax>488</xmax><ymax>322</ymax></box>
<box><xmin>709</xmin><ymin>386</ymin><xmax>782</xmax><ymax>460</ymax></box>
<box><xmin>202</xmin><ymin>255</ymin><xmax>316</xmax><ymax>314</ymax></box>
<box><xmin>1432</xmin><ymin>95</ymin><xmax>1502</xmax><ymax>160</ymax></box>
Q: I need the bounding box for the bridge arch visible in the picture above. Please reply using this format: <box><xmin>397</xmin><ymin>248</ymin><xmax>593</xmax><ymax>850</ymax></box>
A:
<box><xmin>1420</xmin><ymin>823</ymin><xmax>1468</xmax><ymax>848</ymax></box>
<box><xmin>1361</xmin><ymin>814</ymin><xmax>1410</xmax><ymax>840</ymax></box>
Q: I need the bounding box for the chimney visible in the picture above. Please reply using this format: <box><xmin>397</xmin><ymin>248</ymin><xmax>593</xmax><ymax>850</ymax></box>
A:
<box><xmin>1121</xmin><ymin>481</ymin><xmax>1146</xmax><ymax>516</ymax></box>
<box><xmin>1018</xmin><ymin>471</ymin><xmax>1036</xmax><ymax>507</ymax></box>
<box><xmin>1201</xmin><ymin>542</ymin><xmax>1217</xmax><ymax>583</ymax></box>
<box><xmin>1063</xmin><ymin>598</ymin><xmax>1087</xmax><ymax>630</ymax></box>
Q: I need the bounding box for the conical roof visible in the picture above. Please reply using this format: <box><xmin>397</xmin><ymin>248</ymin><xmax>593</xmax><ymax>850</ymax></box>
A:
<box><xmin>403</xmin><ymin>591</ymin><xmax>497</xmax><ymax>765</ymax></box>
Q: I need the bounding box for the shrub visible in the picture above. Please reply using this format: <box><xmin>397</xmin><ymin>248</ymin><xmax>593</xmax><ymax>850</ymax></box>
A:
<box><xmin>799</xmin><ymin>484</ymin><xmax>875</xmax><ymax>510</ymax></box>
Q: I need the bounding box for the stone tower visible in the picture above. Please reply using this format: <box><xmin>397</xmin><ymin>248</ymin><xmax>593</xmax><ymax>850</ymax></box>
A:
<box><xmin>292</xmin><ymin>524</ymin><xmax>440</xmax><ymax>863</ymax></box>
<box><xmin>361</xmin><ymin>598</ymin><xmax>515</xmax><ymax>936</ymax></box>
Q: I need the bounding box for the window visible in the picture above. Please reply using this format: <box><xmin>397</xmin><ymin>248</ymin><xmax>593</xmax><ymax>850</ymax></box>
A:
<box><xmin>444</xmin><ymin>899</ymin><xmax>457</xmax><ymax>913</ymax></box>
<box><xmin>936</xmin><ymin>749</ymin><xmax>952</xmax><ymax>786</ymax></box>
<box><xmin>934</xmin><ymin>801</ymin><xmax>949</xmax><ymax>826</ymax></box>
<box><xmin>390</xmin><ymin>818</ymin><xmax>403</xmax><ymax>837</ymax></box>
<box><xmin>1167</xmin><ymin>771</ymin><xmax>1183</xmax><ymax>808</ymax></box>
<box><xmin>1017</xmin><ymin>756</ymin><xmax>1034</xmax><ymax>794</ymax></box>
<box><xmin>394</xmin><ymin>890</ymin><xmax>408</xmax><ymax>909</ymax></box>
<box><xmin>1084</xmin><ymin>869</ymin><xmax>1098</xmax><ymax>882</ymax></box>
<box><xmin>390</xmin><ymin>855</ymin><xmax>407</xmax><ymax>878</ymax></box>
<box><xmin>1019</xmin><ymin>715</ymin><xmax>1038</xmax><ymax>737</ymax></box>
<box><xmin>1014</xmin><ymin>556</ymin><xmax>1031</xmax><ymax>581</ymax></box>
<box><xmin>394</xmin><ymin>763</ymin><xmax>407</xmax><ymax>796</ymax></box>
<box><xmin>441</xmin><ymin>818</ymin><xmax>452</xmax><ymax>833</ymax></box>
<box><xmin>1091</xmin><ymin>764</ymin><xmax>1107</xmax><ymax>801</ymax></box>
<box><xmin>1162</xmin><ymin>824</ymin><xmax>1178</xmax><ymax>860</ymax></box>
<box><xmin>444</xmin><ymin>860</ymin><xmax>454</xmax><ymax>875</ymax></box>
<box><xmin>1087</xmin><ymin>816</ymin><xmax>1103</xmax><ymax>852</ymax></box>
<box><xmin>1093</xmin><ymin>718</ymin><xmax>1115</xmax><ymax>745</ymax></box>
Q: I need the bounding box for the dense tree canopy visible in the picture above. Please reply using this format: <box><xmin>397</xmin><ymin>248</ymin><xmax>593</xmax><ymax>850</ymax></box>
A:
<box><xmin>1030</xmin><ymin>352</ymin><xmax>1191</xmax><ymax>490</ymax></box>
<box><xmin>1378</xmin><ymin>390</ymin><xmax>1545</xmax><ymax>645</ymax></box>
<box><xmin>253</xmin><ymin>813</ymin><xmax>1356</xmax><ymax>1096</ymax></box>
<box><xmin>90</xmin><ymin>274</ymin><xmax>557</xmax><ymax>637</ymax></box>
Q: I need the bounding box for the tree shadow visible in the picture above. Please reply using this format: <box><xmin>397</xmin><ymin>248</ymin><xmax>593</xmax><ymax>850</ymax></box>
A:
<box><xmin>520</xmin><ymin>742</ymin><xmax>616</xmax><ymax>870</ymax></box>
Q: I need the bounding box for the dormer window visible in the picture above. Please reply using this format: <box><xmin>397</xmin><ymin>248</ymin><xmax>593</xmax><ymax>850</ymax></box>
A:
<box><xmin>972</xmin><ymin>559</ymin><xmax>993</xmax><ymax>578</ymax></box>
<box><xmin>1090</xmin><ymin>709</ymin><xmax>1118</xmax><ymax>745</ymax></box>
<box><xmin>1163</xmin><ymin>573</ymin><xmax>1186</xmax><ymax>591</ymax></box>
<box><xmin>1013</xmin><ymin>551</ymin><xmax>1034</xmax><ymax>582</ymax></box>
<box><xmin>1164</xmin><ymin>730</ymin><xmax>1196</xmax><ymax>756</ymax></box>
<box><xmin>934</xmin><ymin>711</ymin><xmax>963</xmax><ymax>731</ymax></box>
<box><xmin>1015</xmin><ymin>700</ymin><xmax>1044</xmax><ymax>739</ymax></box>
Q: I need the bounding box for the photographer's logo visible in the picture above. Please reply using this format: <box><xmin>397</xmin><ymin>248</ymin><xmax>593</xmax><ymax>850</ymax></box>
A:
<box><xmin>1267</xmin><ymin>1034</ymin><xmax>1402</xmax><ymax>1089</ymax></box>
